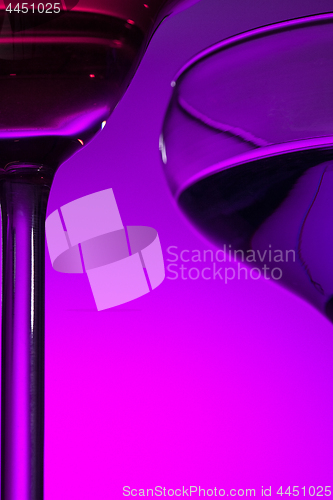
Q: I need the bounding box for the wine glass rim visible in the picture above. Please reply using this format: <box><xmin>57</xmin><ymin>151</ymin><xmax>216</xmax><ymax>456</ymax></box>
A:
<box><xmin>171</xmin><ymin>11</ymin><xmax>333</xmax><ymax>85</ymax></box>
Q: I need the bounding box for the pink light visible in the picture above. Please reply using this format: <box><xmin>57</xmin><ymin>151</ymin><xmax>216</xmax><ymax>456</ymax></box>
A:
<box><xmin>126</xmin><ymin>19</ymin><xmax>135</xmax><ymax>25</ymax></box>
<box><xmin>89</xmin><ymin>74</ymin><xmax>95</xmax><ymax>78</ymax></box>
<box><xmin>77</xmin><ymin>139</ymin><xmax>84</xmax><ymax>146</ymax></box>
<box><xmin>143</xmin><ymin>4</ymin><xmax>149</xmax><ymax>8</ymax></box>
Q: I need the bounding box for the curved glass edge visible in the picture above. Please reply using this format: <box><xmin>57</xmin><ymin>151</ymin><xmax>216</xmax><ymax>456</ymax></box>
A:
<box><xmin>174</xmin><ymin>136</ymin><xmax>333</xmax><ymax>199</ymax></box>
<box><xmin>171</xmin><ymin>11</ymin><xmax>333</xmax><ymax>85</ymax></box>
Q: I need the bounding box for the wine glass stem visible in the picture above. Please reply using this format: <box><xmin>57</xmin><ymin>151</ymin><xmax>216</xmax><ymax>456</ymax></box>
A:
<box><xmin>1</xmin><ymin>172</ymin><xmax>52</xmax><ymax>500</ymax></box>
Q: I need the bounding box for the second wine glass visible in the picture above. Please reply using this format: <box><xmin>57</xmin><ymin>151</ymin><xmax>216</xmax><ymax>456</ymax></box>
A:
<box><xmin>160</xmin><ymin>12</ymin><xmax>333</xmax><ymax>322</ymax></box>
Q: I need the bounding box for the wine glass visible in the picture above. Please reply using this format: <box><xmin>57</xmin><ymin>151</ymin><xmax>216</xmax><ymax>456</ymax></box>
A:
<box><xmin>160</xmin><ymin>12</ymin><xmax>333</xmax><ymax>322</ymax></box>
<box><xmin>0</xmin><ymin>1</ymin><xmax>200</xmax><ymax>499</ymax></box>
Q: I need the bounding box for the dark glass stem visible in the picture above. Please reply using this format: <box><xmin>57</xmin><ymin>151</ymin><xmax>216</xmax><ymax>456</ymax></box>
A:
<box><xmin>1</xmin><ymin>166</ymin><xmax>53</xmax><ymax>500</ymax></box>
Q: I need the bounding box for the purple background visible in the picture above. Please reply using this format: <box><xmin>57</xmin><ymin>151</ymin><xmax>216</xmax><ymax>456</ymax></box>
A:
<box><xmin>45</xmin><ymin>1</ymin><xmax>333</xmax><ymax>498</ymax></box>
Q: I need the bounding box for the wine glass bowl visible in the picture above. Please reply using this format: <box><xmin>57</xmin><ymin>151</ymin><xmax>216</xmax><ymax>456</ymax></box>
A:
<box><xmin>0</xmin><ymin>0</ymin><xmax>199</xmax><ymax>172</ymax></box>
<box><xmin>0</xmin><ymin>12</ymin><xmax>142</xmax><ymax>170</ymax></box>
<box><xmin>160</xmin><ymin>12</ymin><xmax>333</xmax><ymax>321</ymax></box>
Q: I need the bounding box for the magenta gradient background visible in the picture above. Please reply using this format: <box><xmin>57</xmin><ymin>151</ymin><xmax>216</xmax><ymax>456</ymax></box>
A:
<box><xmin>44</xmin><ymin>0</ymin><xmax>333</xmax><ymax>498</ymax></box>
